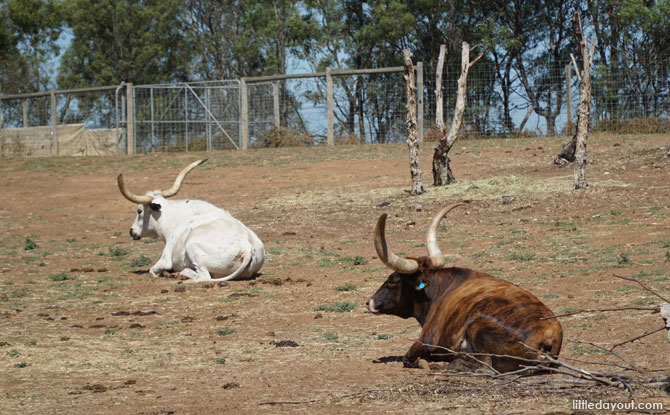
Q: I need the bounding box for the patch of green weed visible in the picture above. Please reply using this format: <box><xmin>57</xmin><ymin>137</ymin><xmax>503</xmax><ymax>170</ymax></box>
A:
<box><xmin>314</xmin><ymin>302</ymin><xmax>357</xmax><ymax>312</ymax></box>
<box><xmin>335</xmin><ymin>283</ymin><xmax>357</xmax><ymax>292</ymax></box>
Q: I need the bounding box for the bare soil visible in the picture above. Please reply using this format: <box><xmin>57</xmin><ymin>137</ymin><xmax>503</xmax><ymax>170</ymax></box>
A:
<box><xmin>2</xmin><ymin>134</ymin><xmax>670</xmax><ymax>414</ymax></box>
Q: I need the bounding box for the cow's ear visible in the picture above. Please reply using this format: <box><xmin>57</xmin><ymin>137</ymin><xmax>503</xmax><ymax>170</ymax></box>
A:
<box><xmin>415</xmin><ymin>277</ymin><xmax>429</xmax><ymax>291</ymax></box>
<box><xmin>149</xmin><ymin>202</ymin><xmax>162</xmax><ymax>211</ymax></box>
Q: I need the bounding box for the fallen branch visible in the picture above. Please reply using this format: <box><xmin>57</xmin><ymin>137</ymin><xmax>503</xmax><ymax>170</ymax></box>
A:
<box><xmin>609</xmin><ymin>326</ymin><xmax>666</xmax><ymax>351</ymax></box>
<box><xmin>542</xmin><ymin>306</ymin><xmax>659</xmax><ymax>320</ymax></box>
<box><xmin>612</xmin><ymin>273</ymin><xmax>670</xmax><ymax>304</ymax></box>
<box><xmin>410</xmin><ymin>339</ymin><xmax>670</xmax><ymax>395</ymax></box>
<box><xmin>568</xmin><ymin>339</ymin><xmax>643</xmax><ymax>373</ymax></box>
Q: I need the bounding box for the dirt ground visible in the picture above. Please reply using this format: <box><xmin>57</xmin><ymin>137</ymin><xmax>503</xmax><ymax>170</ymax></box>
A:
<box><xmin>2</xmin><ymin>134</ymin><xmax>670</xmax><ymax>414</ymax></box>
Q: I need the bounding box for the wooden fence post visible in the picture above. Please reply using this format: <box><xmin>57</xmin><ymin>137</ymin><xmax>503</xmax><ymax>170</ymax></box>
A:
<box><xmin>50</xmin><ymin>88</ymin><xmax>58</xmax><ymax>156</ymax></box>
<box><xmin>23</xmin><ymin>100</ymin><xmax>29</xmax><ymax>128</ymax></box>
<box><xmin>326</xmin><ymin>66</ymin><xmax>334</xmax><ymax>146</ymax></box>
<box><xmin>240</xmin><ymin>78</ymin><xmax>248</xmax><ymax>150</ymax></box>
<box><xmin>273</xmin><ymin>82</ymin><xmax>280</xmax><ymax>129</ymax></box>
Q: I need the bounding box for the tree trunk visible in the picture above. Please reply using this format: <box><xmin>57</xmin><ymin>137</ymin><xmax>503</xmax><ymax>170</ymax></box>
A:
<box><xmin>432</xmin><ymin>42</ymin><xmax>484</xmax><ymax>186</ymax></box>
<box><xmin>403</xmin><ymin>49</ymin><xmax>425</xmax><ymax>195</ymax></box>
<box><xmin>571</xmin><ymin>13</ymin><xmax>596</xmax><ymax>190</ymax></box>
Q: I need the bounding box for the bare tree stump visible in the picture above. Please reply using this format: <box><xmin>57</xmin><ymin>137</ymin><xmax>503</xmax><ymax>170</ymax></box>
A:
<box><xmin>554</xmin><ymin>137</ymin><xmax>576</xmax><ymax>165</ymax></box>
<box><xmin>403</xmin><ymin>49</ymin><xmax>425</xmax><ymax>195</ymax></box>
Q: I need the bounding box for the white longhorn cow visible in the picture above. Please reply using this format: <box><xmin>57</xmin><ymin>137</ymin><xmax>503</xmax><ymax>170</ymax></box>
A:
<box><xmin>117</xmin><ymin>158</ymin><xmax>265</xmax><ymax>282</ymax></box>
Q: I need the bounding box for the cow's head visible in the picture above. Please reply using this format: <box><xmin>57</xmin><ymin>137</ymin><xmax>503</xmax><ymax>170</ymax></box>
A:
<box><xmin>117</xmin><ymin>158</ymin><xmax>208</xmax><ymax>240</ymax></box>
<box><xmin>366</xmin><ymin>203</ymin><xmax>465</xmax><ymax>318</ymax></box>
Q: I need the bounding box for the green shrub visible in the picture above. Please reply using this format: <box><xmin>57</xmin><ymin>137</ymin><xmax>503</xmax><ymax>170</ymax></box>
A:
<box><xmin>24</xmin><ymin>237</ymin><xmax>38</xmax><ymax>251</ymax></box>
<box><xmin>253</xmin><ymin>127</ymin><xmax>313</xmax><ymax>148</ymax></box>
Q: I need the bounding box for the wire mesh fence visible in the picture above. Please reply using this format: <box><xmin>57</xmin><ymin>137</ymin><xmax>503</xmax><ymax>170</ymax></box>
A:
<box><xmin>1</xmin><ymin>54</ymin><xmax>669</xmax><ymax>157</ymax></box>
<box><xmin>421</xmin><ymin>56</ymin><xmax>670</xmax><ymax>139</ymax></box>
<box><xmin>132</xmin><ymin>81</ymin><xmax>241</xmax><ymax>152</ymax></box>
<box><xmin>0</xmin><ymin>87</ymin><xmax>121</xmax><ymax>157</ymax></box>
<box><xmin>246</xmin><ymin>81</ymin><xmax>276</xmax><ymax>146</ymax></box>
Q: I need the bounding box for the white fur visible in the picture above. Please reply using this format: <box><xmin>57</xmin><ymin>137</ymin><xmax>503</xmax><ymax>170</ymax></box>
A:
<box><xmin>130</xmin><ymin>193</ymin><xmax>264</xmax><ymax>282</ymax></box>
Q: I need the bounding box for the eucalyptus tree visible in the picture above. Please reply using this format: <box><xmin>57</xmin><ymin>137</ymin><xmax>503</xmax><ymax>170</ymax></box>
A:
<box><xmin>587</xmin><ymin>0</ymin><xmax>670</xmax><ymax>120</ymax></box>
<box><xmin>182</xmin><ymin>0</ymin><xmax>254</xmax><ymax>80</ymax></box>
<box><xmin>0</xmin><ymin>0</ymin><xmax>64</xmax><ymax>94</ymax></box>
<box><xmin>58</xmin><ymin>0</ymin><xmax>190</xmax><ymax>87</ymax></box>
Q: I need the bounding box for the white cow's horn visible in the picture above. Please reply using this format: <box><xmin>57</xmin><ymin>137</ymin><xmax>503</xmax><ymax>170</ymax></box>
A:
<box><xmin>426</xmin><ymin>203</ymin><xmax>466</xmax><ymax>267</ymax></box>
<box><xmin>162</xmin><ymin>158</ymin><xmax>208</xmax><ymax>198</ymax></box>
<box><xmin>117</xmin><ymin>174</ymin><xmax>153</xmax><ymax>204</ymax></box>
<box><xmin>374</xmin><ymin>213</ymin><xmax>419</xmax><ymax>274</ymax></box>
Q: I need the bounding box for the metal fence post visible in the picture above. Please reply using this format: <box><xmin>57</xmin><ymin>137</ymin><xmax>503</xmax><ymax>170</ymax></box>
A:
<box><xmin>240</xmin><ymin>78</ymin><xmax>248</xmax><ymax>150</ymax></box>
<box><xmin>206</xmin><ymin>87</ymin><xmax>212</xmax><ymax>151</ymax></box>
<box><xmin>273</xmin><ymin>82</ymin><xmax>280</xmax><ymax>129</ymax></box>
<box><xmin>326</xmin><ymin>66</ymin><xmax>334</xmax><ymax>146</ymax></box>
<box><xmin>50</xmin><ymin>88</ymin><xmax>58</xmax><ymax>155</ymax></box>
<box><xmin>417</xmin><ymin>61</ymin><xmax>424</xmax><ymax>144</ymax></box>
<box><xmin>184</xmin><ymin>85</ymin><xmax>189</xmax><ymax>152</ymax></box>
<box><xmin>150</xmin><ymin>87</ymin><xmax>155</xmax><ymax>151</ymax></box>
<box><xmin>126</xmin><ymin>83</ymin><xmax>135</xmax><ymax>154</ymax></box>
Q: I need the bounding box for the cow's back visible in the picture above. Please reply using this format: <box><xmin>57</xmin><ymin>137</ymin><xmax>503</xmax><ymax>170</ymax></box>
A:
<box><xmin>422</xmin><ymin>269</ymin><xmax>562</xmax><ymax>357</ymax></box>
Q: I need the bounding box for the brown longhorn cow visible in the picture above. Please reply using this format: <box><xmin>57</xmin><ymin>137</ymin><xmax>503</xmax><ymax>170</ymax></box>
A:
<box><xmin>366</xmin><ymin>204</ymin><xmax>562</xmax><ymax>372</ymax></box>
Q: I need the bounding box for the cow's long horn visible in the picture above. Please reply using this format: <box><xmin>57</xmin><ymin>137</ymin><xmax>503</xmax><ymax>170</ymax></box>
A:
<box><xmin>374</xmin><ymin>213</ymin><xmax>419</xmax><ymax>274</ymax></box>
<box><xmin>117</xmin><ymin>174</ymin><xmax>153</xmax><ymax>204</ymax></box>
<box><xmin>162</xmin><ymin>158</ymin><xmax>208</xmax><ymax>198</ymax></box>
<box><xmin>426</xmin><ymin>203</ymin><xmax>466</xmax><ymax>267</ymax></box>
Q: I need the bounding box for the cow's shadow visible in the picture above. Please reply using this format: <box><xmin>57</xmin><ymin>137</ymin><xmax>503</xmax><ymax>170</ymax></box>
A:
<box><xmin>129</xmin><ymin>270</ymin><xmax>264</xmax><ymax>281</ymax></box>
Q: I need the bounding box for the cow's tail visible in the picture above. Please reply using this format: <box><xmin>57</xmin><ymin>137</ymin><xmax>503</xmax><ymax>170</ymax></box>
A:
<box><xmin>208</xmin><ymin>250</ymin><xmax>253</xmax><ymax>282</ymax></box>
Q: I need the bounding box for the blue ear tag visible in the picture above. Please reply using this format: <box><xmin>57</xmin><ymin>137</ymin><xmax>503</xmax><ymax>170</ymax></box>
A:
<box><xmin>418</xmin><ymin>282</ymin><xmax>426</xmax><ymax>290</ymax></box>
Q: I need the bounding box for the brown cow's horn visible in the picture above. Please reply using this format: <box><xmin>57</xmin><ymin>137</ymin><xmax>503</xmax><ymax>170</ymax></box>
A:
<box><xmin>374</xmin><ymin>213</ymin><xmax>419</xmax><ymax>274</ymax></box>
<box><xmin>162</xmin><ymin>158</ymin><xmax>208</xmax><ymax>198</ymax></box>
<box><xmin>426</xmin><ymin>203</ymin><xmax>466</xmax><ymax>267</ymax></box>
<box><xmin>117</xmin><ymin>174</ymin><xmax>153</xmax><ymax>204</ymax></box>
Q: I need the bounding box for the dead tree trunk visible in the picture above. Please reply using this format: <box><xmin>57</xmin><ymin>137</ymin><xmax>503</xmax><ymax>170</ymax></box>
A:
<box><xmin>554</xmin><ymin>13</ymin><xmax>595</xmax><ymax>170</ymax></box>
<box><xmin>433</xmin><ymin>42</ymin><xmax>485</xmax><ymax>185</ymax></box>
<box><xmin>403</xmin><ymin>49</ymin><xmax>425</xmax><ymax>195</ymax></box>
<box><xmin>571</xmin><ymin>13</ymin><xmax>596</xmax><ymax>189</ymax></box>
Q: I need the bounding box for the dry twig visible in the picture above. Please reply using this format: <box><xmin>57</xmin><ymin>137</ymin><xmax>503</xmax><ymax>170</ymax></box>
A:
<box><xmin>612</xmin><ymin>273</ymin><xmax>670</xmax><ymax>303</ymax></box>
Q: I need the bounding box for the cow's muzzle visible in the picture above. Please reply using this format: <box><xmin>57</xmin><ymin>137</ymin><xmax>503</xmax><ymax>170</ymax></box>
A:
<box><xmin>130</xmin><ymin>229</ymin><xmax>141</xmax><ymax>240</ymax></box>
<box><xmin>366</xmin><ymin>298</ymin><xmax>379</xmax><ymax>314</ymax></box>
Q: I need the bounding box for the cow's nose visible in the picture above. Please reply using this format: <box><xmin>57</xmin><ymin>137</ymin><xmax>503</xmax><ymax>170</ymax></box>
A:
<box><xmin>130</xmin><ymin>229</ymin><xmax>140</xmax><ymax>240</ymax></box>
<box><xmin>366</xmin><ymin>298</ymin><xmax>378</xmax><ymax>313</ymax></box>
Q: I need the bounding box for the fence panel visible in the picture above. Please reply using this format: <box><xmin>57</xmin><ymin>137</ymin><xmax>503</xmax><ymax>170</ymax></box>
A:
<box><xmin>1</xmin><ymin>87</ymin><xmax>121</xmax><ymax>157</ymax></box>
<box><xmin>133</xmin><ymin>81</ymin><xmax>241</xmax><ymax>153</ymax></box>
<box><xmin>2</xmin><ymin>55</ymin><xmax>669</xmax><ymax>158</ymax></box>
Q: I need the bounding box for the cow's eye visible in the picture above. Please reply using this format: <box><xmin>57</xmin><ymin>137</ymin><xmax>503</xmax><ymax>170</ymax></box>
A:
<box><xmin>137</xmin><ymin>208</ymin><xmax>142</xmax><ymax>215</ymax></box>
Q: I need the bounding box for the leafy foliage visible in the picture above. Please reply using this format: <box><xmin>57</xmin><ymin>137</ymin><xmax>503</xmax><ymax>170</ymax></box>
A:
<box><xmin>58</xmin><ymin>0</ymin><xmax>190</xmax><ymax>87</ymax></box>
